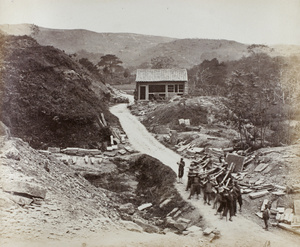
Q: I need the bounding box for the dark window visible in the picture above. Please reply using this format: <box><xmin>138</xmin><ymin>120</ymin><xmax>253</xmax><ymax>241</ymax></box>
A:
<box><xmin>149</xmin><ymin>85</ymin><xmax>165</xmax><ymax>93</ymax></box>
<box><xmin>168</xmin><ymin>85</ymin><xmax>174</xmax><ymax>92</ymax></box>
<box><xmin>179</xmin><ymin>84</ymin><xmax>184</xmax><ymax>92</ymax></box>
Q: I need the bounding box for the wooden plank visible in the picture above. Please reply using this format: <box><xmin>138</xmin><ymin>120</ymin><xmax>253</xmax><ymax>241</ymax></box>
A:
<box><xmin>241</xmin><ymin>188</ymin><xmax>253</xmax><ymax>194</ymax></box>
<box><xmin>272</xmin><ymin>191</ymin><xmax>286</xmax><ymax>196</ymax></box>
<box><xmin>118</xmin><ymin>149</ymin><xmax>127</xmax><ymax>155</ymax></box>
<box><xmin>101</xmin><ymin>113</ymin><xmax>107</xmax><ymax>126</ymax></box>
<box><xmin>256</xmin><ymin>212</ymin><xmax>263</xmax><ymax>219</ymax></box>
<box><xmin>138</xmin><ymin>203</ymin><xmax>152</xmax><ymax>211</ymax></box>
<box><xmin>249</xmin><ymin>190</ymin><xmax>269</xmax><ymax>199</ymax></box>
<box><xmin>124</xmin><ymin>146</ymin><xmax>134</xmax><ymax>153</ymax></box>
<box><xmin>294</xmin><ymin>200</ymin><xmax>300</xmax><ymax>216</ymax></box>
<box><xmin>274</xmin><ymin>184</ymin><xmax>286</xmax><ymax>190</ymax></box>
<box><xmin>254</xmin><ymin>163</ymin><xmax>269</xmax><ymax>172</ymax></box>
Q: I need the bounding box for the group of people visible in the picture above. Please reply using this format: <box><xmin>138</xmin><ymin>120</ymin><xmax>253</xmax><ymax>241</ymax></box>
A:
<box><xmin>177</xmin><ymin>156</ymin><xmax>243</xmax><ymax>222</ymax></box>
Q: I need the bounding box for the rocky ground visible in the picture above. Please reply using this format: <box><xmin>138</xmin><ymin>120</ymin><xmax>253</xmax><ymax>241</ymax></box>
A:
<box><xmin>0</xmin><ymin>125</ymin><xmax>211</xmax><ymax>247</ymax></box>
<box><xmin>122</xmin><ymin>98</ymin><xmax>300</xmax><ymax>245</ymax></box>
<box><xmin>1</xmin><ymin>96</ymin><xmax>300</xmax><ymax>247</ymax></box>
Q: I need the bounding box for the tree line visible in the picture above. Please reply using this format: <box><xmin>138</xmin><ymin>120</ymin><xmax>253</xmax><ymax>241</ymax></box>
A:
<box><xmin>187</xmin><ymin>53</ymin><xmax>300</xmax><ymax>147</ymax></box>
<box><xmin>78</xmin><ymin>54</ymin><xmax>132</xmax><ymax>84</ymax></box>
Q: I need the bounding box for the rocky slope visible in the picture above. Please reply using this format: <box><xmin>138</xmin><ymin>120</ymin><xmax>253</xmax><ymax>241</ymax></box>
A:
<box><xmin>0</xmin><ymin>34</ymin><xmax>122</xmax><ymax>149</ymax></box>
<box><xmin>0</xmin><ymin>132</ymin><xmax>120</xmax><ymax>242</ymax></box>
<box><xmin>0</xmin><ymin>126</ymin><xmax>209</xmax><ymax>246</ymax></box>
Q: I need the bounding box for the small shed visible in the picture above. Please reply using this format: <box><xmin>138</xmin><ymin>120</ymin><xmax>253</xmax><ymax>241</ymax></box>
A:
<box><xmin>135</xmin><ymin>69</ymin><xmax>188</xmax><ymax>100</ymax></box>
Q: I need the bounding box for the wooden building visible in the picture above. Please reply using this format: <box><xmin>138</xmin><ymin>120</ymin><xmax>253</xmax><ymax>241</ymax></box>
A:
<box><xmin>135</xmin><ymin>69</ymin><xmax>188</xmax><ymax>100</ymax></box>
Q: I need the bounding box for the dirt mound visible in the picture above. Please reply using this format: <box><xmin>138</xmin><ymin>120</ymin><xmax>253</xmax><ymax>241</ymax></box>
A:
<box><xmin>0</xmin><ymin>34</ymin><xmax>118</xmax><ymax>149</ymax></box>
<box><xmin>131</xmin><ymin>96</ymin><xmax>229</xmax><ymax>129</ymax></box>
<box><xmin>130</xmin><ymin>96</ymin><xmax>236</xmax><ymax>150</ymax></box>
<box><xmin>0</xmin><ymin>135</ymin><xmax>121</xmax><ymax>241</ymax></box>
<box><xmin>84</xmin><ymin>154</ymin><xmax>202</xmax><ymax>231</ymax></box>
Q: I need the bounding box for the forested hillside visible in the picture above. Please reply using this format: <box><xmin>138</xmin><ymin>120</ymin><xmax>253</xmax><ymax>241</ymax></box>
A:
<box><xmin>186</xmin><ymin>53</ymin><xmax>300</xmax><ymax>146</ymax></box>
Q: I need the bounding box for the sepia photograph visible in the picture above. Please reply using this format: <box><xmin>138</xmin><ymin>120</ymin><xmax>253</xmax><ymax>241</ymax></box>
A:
<box><xmin>0</xmin><ymin>0</ymin><xmax>300</xmax><ymax>246</ymax></box>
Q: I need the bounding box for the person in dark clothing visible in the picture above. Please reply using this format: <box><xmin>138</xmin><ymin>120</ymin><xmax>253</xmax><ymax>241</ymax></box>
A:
<box><xmin>215</xmin><ymin>187</ymin><xmax>226</xmax><ymax>218</ymax></box>
<box><xmin>177</xmin><ymin>158</ymin><xmax>185</xmax><ymax>183</ymax></box>
<box><xmin>213</xmin><ymin>187</ymin><xmax>222</xmax><ymax>210</ymax></box>
<box><xmin>233</xmin><ymin>181</ymin><xmax>243</xmax><ymax>212</ymax></box>
<box><xmin>185</xmin><ymin>162</ymin><xmax>198</xmax><ymax>191</ymax></box>
<box><xmin>188</xmin><ymin>176</ymin><xmax>201</xmax><ymax>200</ymax></box>
<box><xmin>221</xmin><ymin>189</ymin><xmax>234</xmax><ymax>221</ymax></box>
<box><xmin>231</xmin><ymin>186</ymin><xmax>238</xmax><ymax>216</ymax></box>
<box><xmin>263</xmin><ymin>204</ymin><xmax>270</xmax><ymax>230</ymax></box>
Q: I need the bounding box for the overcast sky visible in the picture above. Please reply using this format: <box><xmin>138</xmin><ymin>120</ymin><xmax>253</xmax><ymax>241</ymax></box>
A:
<box><xmin>1</xmin><ymin>0</ymin><xmax>300</xmax><ymax>45</ymax></box>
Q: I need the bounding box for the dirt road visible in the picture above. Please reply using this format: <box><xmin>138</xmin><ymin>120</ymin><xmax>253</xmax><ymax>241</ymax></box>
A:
<box><xmin>110</xmin><ymin>102</ymin><xmax>300</xmax><ymax>247</ymax></box>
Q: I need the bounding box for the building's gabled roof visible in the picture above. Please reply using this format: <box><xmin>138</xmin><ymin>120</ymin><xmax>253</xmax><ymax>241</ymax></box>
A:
<box><xmin>136</xmin><ymin>69</ymin><xmax>188</xmax><ymax>82</ymax></box>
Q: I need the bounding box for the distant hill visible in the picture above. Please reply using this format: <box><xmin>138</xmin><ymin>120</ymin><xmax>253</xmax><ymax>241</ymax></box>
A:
<box><xmin>0</xmin><ymin>24</ymin><xmax>176</xmax><ymax>67</ymax></box>
<box><xmin>1</xmin><ymin>24</ymin><xmax>300</xmax><ymax>69</ymax></box>
<box><xmin>0</xmin><ymin>33</ymin><xmax>118</xmax><ymax>149</ymax></box>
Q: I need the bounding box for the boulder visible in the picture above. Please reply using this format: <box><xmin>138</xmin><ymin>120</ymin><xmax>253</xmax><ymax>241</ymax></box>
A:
<box><xmin>186</xmin><ymin>225</ymin><xmax>202</xmax><ymax>233</ymax></box>
<box><xmin>249</xmin><ymin>190</ymin><xmax>269</xmax><ymax>199</ymax></box>
<box><xmin>134</xmin><ymin>219</ymin><xmax>159</xmax><ymax>233</ymax></box>
<box><xmin>9</xmin><ymin>194</ymin><xmax>33</xmax><ymax>206</ymax></box>
<box><xmin>153</xmin><ymin>126</ymin><xmax>170</xmax><ymax>134</ymax></box>
<box><xmin>4</xmin><ymin>146</ymin><xmax>20</xmax><ymax>160</ymax></box>
<box><xmin>119</xmin><ymin>203</ymin><xmax>135</xmax><ymax>215</ymax></box>
<box><xmin>203</xmin><ymin>227</ymin><xmax>213</xmax><ymax>235</ymax></box>
<box><xmin>3</xmin><ymin>181</ymin><xmax>47</xmax><ymax>199</ymax></box>
<box><xmin>121</xmin><ymin>220</ymin><xmax>143</xmax><ymax>232</ymax></box>
<box><xmin>165</xmin><ymin>217</ymin><xmax>188</xmax><ymax>231</ymax></box>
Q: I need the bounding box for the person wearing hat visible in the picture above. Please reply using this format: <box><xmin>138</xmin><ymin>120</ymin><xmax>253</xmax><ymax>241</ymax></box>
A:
<box><xmin>185</xmin><ymin>162</ymin><xmax>198</xmax><ymax>191</ymax></box>
<box><xmin>233</xmin><ymin>180</ymin><xmax>243</xmax><ymax>212</ymax></box>
<box><xmin>262</xmin><ymin>204</ymin><xmax>270</xmax><ymax>230</ymax></box>
<box><xmin>188</xmin><ymin>175</ymin><xmax>201</xmax><ymax>200</ymax></box>
<box><xmin>177</xmin><ymin>158</ymin><xmax>185</xmax><ymax>184</ymax></box>
<box><xmin>215</xmin><ymin>186</ymin><xmax>227</xmax><ymax>218</ymax></box>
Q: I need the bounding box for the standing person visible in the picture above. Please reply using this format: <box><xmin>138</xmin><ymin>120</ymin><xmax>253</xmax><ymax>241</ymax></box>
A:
<box><xmin>263</xmin><ymin>204</ymin><xmax>270</xmax><ymax>230</ymax></box>
<box><xmin>215</xmin><ymin>187</ymin><xmax>226</xmax><ymax>218</ymax></box>
<box><xmin>203</xmin><ymin>176</ymin><xmax>213</xmax><ymax>205</ymax></box>
<box><xmin>232</xmin><ymin>181</ymin><xmax>240</xmax><ymax>214</ymax></box>
<box><xmin>188</xmin><ymin>175</ymin><xmax>201</xmax><ymax>200</ymax></box>
<box><xmin>233</xmin><ymin>181</ymin><xmax>243</xmax><ymax>212</ymax></box>
<box><xmin>213</xmin><ymin>186</ymin><xmax>221</xmax><ymax>210</ymax></box>
<box><xmin>177</xmin><ymin>158</ymin><xmax>185</xmax><ymax>183</ymax></box>
<box><xmin>185</xmin><ymin>162</ymin><xmax>197</xmax><ymax>191</ymax></box>
<box><xmin>220</xmin><ymin>188</ymin><xmax>233</xmax><ymax>221</ymax></box>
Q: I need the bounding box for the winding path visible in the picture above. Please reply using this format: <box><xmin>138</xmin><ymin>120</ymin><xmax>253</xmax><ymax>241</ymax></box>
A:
<box><xmin>110</xmin><ymin>101</ymin><xmax>300</xmax><ymax>247</ymax></box>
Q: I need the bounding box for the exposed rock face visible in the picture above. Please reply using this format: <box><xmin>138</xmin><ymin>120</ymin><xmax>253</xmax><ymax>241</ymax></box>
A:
<box><xmin>0</xmin><ymin>137</ymin><xmax>122</xmax><ymax>239</ymax></box>
<box><xmin>2</xmin><ymin>181</ymin><xmax>47</xmax><ymax>199</ymax></box>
